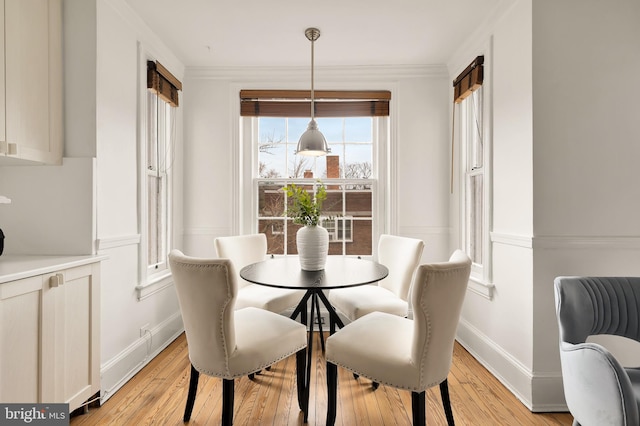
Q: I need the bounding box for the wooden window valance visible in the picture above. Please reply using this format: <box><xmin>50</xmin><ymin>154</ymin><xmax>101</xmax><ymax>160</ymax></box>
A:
<box><xmin>147</xmin><ymin>61</ymin><xmax>182</xmax><ymax>107</ymax></box>
<box><xmin>239</xmin><ymin>90</ymin><xmax>391</xmax><ymax>117</ymax></box>
<box><xmin>453</xmin><ymin>56</ymin><xmax>484</xmax><ymax>104</ymax></box>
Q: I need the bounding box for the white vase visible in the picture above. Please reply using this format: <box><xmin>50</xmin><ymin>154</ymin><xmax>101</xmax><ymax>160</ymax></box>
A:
<box><xmin>296</xmin><ymin>225</ymin><xmax>329</xmax><ymax>271</ymax></box>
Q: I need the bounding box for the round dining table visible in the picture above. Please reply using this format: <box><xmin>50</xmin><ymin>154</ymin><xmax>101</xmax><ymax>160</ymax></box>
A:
<box><xmin>240</xmin><ymin>255</ymin><xmax>389</xmax><ymax>421</ymax></box>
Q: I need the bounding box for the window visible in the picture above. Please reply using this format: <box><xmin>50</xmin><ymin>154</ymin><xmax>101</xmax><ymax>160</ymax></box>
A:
<box><xmin>322</xmin><ymin>217</ymin><xmax>353</xmax><ymax>242</ymax></box>
<box><xmin>146</xmin><ymin>91</ymin><xmax>173</xmax><ymax>271</ymax></box>
<box><xmin>138</xmin><ymin>60</ymin><xmax>181</xmax><ymax>296</ymax></box>
<box><xmin>255</xmin><ymin>117</ymin><xmax>377</xmax><ymax>256</ymax></box>
<box><xmin>461</xmin><ymin>87</ymin><xmax>484</xmax><ymax>265</ymax></box>
<box><xmin>454</xmin><ymin>55</ymin><xmax>490</xmax><ymax>287</ymax></box>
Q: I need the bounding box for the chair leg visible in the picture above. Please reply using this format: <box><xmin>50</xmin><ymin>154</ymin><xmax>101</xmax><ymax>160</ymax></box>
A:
<box><xmin>439</xmin><ymin>379</ymin><xmax>455</xmax><ymax>426</ymax></box>
<box><xmin>222</xmin><ymin>379</ymin><xmax>234</xmax><ymax>426</ymax></box>
<box><xmin>411</xmin><ymin>391</ymin><xmax>426</xmax><ymax>426</ymax></box>
<box><xmin>183</xmin><ymin>364</ymin><xmax>200</xmax><ymax>422</ymax></box>
<box><xmin>296</xmin><ymin>348</ymin><xmax>308</xmax><ymax>414</ymax></box>
<box><xmin>327</xmin><ymin>361</ymin><xmax>338</xmax><ymax>426</ymax></box>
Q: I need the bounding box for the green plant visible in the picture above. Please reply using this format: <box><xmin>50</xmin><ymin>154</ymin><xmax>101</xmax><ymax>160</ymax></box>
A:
<box><xmin>282</xmin><ymin>182</ymin><xmax>327</xmax><ymax>227</ymax></box>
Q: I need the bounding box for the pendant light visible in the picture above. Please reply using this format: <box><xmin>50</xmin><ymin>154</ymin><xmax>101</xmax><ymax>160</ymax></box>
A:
<box><xmin>295</xmin><ymin>27</ymin><xmax>330</xmax><ymax>156</ymax></box>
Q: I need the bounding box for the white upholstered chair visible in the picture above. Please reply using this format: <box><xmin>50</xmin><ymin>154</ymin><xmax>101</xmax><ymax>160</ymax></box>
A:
<box><xmin>168</xmin><ymin>250</ymin><xmax>308</xmax><ymax>425</ymax></box>
<box><xmin>555</xmin><ymin>276</ymin><xmax>640</xmax><ymax>426</ymax></box>
<box><xmin>328</xmin><ymin>234</ymin><xmax>424</xmax><ymax>321</ymax></box>
<box><xmin>214</xmin><ymin>234</ymin><xmax>303</xmax><ymax>313</ymax></box>
<box><xmin>326</xmin><ymin>250</ymin><xmax>472</xmax><ymax>426</ymax></box>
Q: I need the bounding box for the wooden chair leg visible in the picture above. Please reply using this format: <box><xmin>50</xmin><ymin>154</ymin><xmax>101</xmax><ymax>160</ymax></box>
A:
<box><xmin>183</xmin><ymin>364</ymin><xmax>200</xmax><ymax>422</ymax></box>
<box><xmin>296</xmin><ymin>348</ymin><xmax>307</xmax><ymax>414</ymax></box>
<box><xmin>439</xmin><ymin>379</ymin><xmax>455</xmax><ymax>426</ymax></box>
<box><xmin>327</xmin><ymin>361</ymin><xmax>338</xmax><ymax>426</ymax></box>
<box><xmin>222</xmin><ymin>379</ymin><xmax>234</xmax><ymax>426</ymax></box>
<box><xmin>411</xmin><ymin>391</ymin><xmax>426</xmax><ymax>426</ymax></box>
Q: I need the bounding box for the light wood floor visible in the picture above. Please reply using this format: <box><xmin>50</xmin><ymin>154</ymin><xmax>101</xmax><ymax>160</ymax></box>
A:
<box><xmin>70</xmin><ymin>332</ymin><xmax>573</xmax><ymax>425</ymax></box>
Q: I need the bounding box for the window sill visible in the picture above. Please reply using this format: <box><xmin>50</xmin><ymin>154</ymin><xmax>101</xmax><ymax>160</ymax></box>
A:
<box><xmin>135</xmin><ymin>270</ymin><xmax>173</xmax><ymax>301</ymax></box>
<box><xmin>467</xmin><ymin>275</ymin><xmax>494</xmax><ymax>300</ymax></box>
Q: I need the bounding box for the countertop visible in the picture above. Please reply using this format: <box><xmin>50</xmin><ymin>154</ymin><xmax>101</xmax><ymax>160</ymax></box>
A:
<box><xmin>0</xmin><ymin>254</ymin><xmax>108</xmax><ymax>284</ymax></box>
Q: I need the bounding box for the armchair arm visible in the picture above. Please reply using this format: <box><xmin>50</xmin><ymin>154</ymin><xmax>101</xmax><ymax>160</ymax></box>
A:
<box><xmin>559</xmin><ymin>341</ymin><xmax>639</xmax><ymax>426</ymax></box>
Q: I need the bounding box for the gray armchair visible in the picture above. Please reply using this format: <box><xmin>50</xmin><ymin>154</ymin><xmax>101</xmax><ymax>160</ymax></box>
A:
<box><xmin>554</xmin><ymin>276</ymin><xmax>640</xmax><ymax>426</ymax></box>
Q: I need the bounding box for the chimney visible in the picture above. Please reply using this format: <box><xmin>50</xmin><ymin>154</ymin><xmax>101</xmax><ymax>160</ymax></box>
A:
<box><xmin>327</xmin><ymin>155</ymin><xmax>339</xmax><ymax>179</ymax></box>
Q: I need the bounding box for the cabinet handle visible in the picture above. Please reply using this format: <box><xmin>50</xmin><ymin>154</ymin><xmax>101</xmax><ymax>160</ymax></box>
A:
<box><xmin>49</xmin><ymin>273</ymin><xmax>65</xmax><ymax>288</ymax></box>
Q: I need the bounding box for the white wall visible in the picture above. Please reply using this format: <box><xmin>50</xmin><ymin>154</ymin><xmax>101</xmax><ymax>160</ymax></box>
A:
<box><xmin>91</xmin><ymin>0</ymin><xmax>185</xmax><ymax>402</ymax></box>
<box><xmin>530</xmin><ymin>0</ymin><xmax>640</xmax><ymax>408</ymax></box>
<box><xmin>452</xmin><ymin>0</ymin><xmax>640</xmax><ymax>412</ymax></box>
<box><xmin>450</xmin><ymin>0</ymin><xmax>540</xmax><ymax>409</ymax></box>
<box><xmin>182</xmin><ymin>66</ymin><xmax>452</xmax><ymax>263</ymax></box>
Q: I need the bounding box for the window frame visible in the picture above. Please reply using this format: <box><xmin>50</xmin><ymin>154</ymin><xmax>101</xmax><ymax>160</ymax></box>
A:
<box><xmin>241</xmin><ymin>114</ymin><xmax>389</xmax><ymax>259</ymax></box>
<box><xmin>458</xmin><ymin>67</ymin><xmax>493</xmax><ymax>293</ymax></box>
<box><xmin>136</xmin><ymin>53</ymin><xmax>180</xmax><ymax>299</ymax></box>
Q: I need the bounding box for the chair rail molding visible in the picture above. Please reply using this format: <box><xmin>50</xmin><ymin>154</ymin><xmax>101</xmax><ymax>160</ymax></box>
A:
<box><xmin>490</xmin><ymin>232</ymin><xmax>533</xmax><ymax>249</ymax></box>
<box><xmin>533</xmin><ymin>235</ymin><xmax>640</xmax><ymax>250</ymax></box>
<box><xmin>96</xmin><ymin>234</ymin><xmax>141</xmax><ymax>251</ymax></box>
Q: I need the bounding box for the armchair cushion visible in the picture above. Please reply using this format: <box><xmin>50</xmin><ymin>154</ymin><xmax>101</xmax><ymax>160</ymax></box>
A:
<box><xmin>326</xmin><ymin>311</ymin><xmax>418</xmax><ymax>390</ymax></box>
<box><xmin>236</xmin><ymin>285</ymin><xmax>303</xmax><ymax>313</ymax></box>
<box><xmin>329</xmin><ymin>285</ymin><xmax>407</xmax><ymax>319</ymax></box>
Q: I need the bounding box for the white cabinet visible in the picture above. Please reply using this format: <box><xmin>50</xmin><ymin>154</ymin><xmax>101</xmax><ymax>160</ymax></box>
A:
<box><xmin>0</xmin><ymin>260</ymin><xmax>100</xmax><ymax>412</ymax></box>
<box><xmin>0</xmin><ymin>0</ymin><xmax>62</xmax><ymax>165</ymax></box>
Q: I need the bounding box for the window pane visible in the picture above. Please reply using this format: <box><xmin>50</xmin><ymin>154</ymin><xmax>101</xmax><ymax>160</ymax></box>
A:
<box><xmin>147</xmin><ymin>175</ymin><xmax>160</xmax><ymax>266</ymax></box>
<box><xmin>147</xmin><ymin>92</ymin><xmax>158</xmax><ymax>170</ymax></box>
<box><xmin>347</xmin><ymin>219</ymin><xmax>372</xmax><ymax>256</ymax></box>
<box><xmin>344</xmin><ymin>145</ymin><xmax>372</xmax><ymax>179</ymax></box>
<box><xmin>288</xmin><ymin>118</ymin><xmax>308</xmax><ymax>142</ymax></box>
<box><xmin>316</xmin><ymin>118</ymin><xmax>342</xmax><ymax>142</ymax></box>
<box><xmin>259</xmin><ymin>117</ymin><xmax>286</xmax><ymax>144</ymax></box>
<box><xmin>258</xmin><ymin>183</ymin><xmax>285</xmax><ymax>218</ymax></box>
<box><xmin>468</xmin><ymin>174</ymin><xmax>483</xmax><ymax>264</ymax></box>
<box><xmin>470</xmin><ymin>88</ymin><xmax>483</xmax><ymax>170</ymax></box>
<box><xmin>258</xmin><ymin>219</ymin><xmax>285</xmax><ymax>254</ymax></box>
<box><xmin>345</xmin><ymin>117</ymin><xmax>372</xmax><ymax>142</ymax></box>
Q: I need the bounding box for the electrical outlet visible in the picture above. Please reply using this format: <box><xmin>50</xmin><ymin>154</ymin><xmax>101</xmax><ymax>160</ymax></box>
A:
<box><xmin>314</xmin><ymin>315</ymin><xmax>326</xmax><ymax>325</ymax></box>
<box><xmin>140</xmin><ymin>323</ymin><xmax>150</xmax><ymax>337</ymax></box>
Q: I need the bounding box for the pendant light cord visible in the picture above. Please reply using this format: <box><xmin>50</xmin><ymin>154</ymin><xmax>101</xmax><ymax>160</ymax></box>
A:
<box><xmin>310</xmin><ymin>34</ymin><xmax>315</xmax><ymax>120</ymax></box>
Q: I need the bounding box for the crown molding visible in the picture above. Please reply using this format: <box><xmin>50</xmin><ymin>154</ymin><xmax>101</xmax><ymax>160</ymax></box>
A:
<box><xmin>185</xmin><ymin>64</ymin><xmax>448</xmax><ymax>81</ymax></box>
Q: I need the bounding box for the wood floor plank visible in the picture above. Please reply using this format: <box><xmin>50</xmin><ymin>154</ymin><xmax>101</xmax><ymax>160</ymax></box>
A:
<box><xmin>71</xmin><ymin>332</ymin><xmax>574</xmax><ymax>425</ymax></box>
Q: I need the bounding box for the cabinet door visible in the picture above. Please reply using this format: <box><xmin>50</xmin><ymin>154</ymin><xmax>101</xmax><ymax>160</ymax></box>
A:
<box><xmin>4</xmin><ymin>0</ymin><xmax>62</xmax><ymax>164</ymax></box>
<box><xmin>50</xmin><ymin>263</ymin><xmax>101</xmax><ymax>411</ymax></box>
<box><xmin>0</xmin><ymin>275</ymin><xmax>54</xmax><ymax>403</ymax></box>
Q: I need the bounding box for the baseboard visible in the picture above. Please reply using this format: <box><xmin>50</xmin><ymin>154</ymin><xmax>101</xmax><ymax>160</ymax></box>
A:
<box><xmin>456</xmin><ymin>319</ymin><xmax>568</xmax><ymax>413</ymax></box>
<box><xmin>99</xmin><ymin>311</ymin><xmax>184</xmax><ymax>404</ymax></box>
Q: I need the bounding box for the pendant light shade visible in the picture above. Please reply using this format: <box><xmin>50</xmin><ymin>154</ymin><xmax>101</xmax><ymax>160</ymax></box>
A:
<box><xmin>295</xmin><ymin>28</ymin><xmax>330</xmax><ymax>157</ymax></box>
